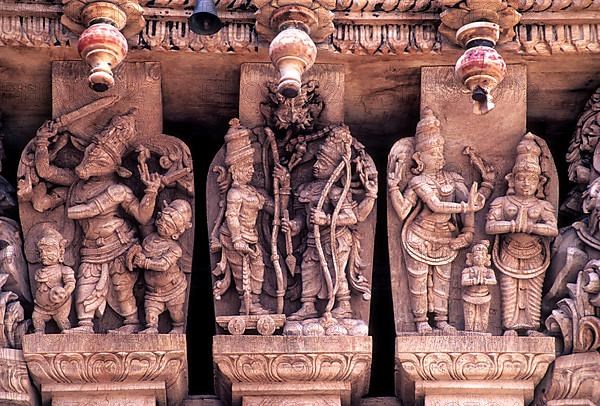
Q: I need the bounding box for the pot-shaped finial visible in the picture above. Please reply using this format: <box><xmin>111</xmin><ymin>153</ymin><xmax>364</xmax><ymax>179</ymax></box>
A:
<box><xmin>454</xmin><ymin>22</ymin><xmax>506</xmax><ymax>115</ymax></box>
<box><xmin>269</xmin><ymin>27</ymin><xmax>317</xmax><ymax>99</ymax></box>
<box><xmin>77</xmin><ymin>23</ymin><xmax>128</xmax><ymax>92</ymax></box>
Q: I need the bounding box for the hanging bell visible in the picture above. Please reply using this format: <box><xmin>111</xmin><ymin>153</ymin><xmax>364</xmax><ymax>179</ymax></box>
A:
<box><xmin>188</xmin><ymin>0</ymin><xmax>223</xmax><ymax>36</ymax></box>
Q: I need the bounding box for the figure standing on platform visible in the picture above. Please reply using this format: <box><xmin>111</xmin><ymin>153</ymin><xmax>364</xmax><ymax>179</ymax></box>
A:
<box><xmin>388</xmin><ymin>108</ymin><xmax>494</xmax><ymax>334</ymax></box>
<box><xmin>283</xmin><ymin>125</ymin><xmax>377</xmax><ymax>322</ymax></box>
<box><xmin>213</xmin><ymin>119</ymin><xmax>286</xmax><ymax>315</ymax></box>
<box><xmin>32</xmin><ymin>227</ymin><xmax>75</xmax><ymax>334</ymax></box>
<box><xmin>67</xmin><ymin>110</ymin><xmax>161</xmax><ymax>333</ymax></box>
<box><xmin>461</xmin><ymin>240</ymin><xmax>496</xmax><ymax>333</ymax></box>
<box><xmin>128</xmin><ymin>199</ymin><xmax>192</xmax><ymax>334</ymax></box>
<box><xmin>486</xmin><ymin>133</ymin><xmax>558</xmax><ymax>336</ymax></box>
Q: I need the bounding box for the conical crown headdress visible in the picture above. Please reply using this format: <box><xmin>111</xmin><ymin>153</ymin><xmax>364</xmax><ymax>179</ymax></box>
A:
<box><xmin>224</xmin><ymin>118</ymin><xmax>254</xmax><ymax>167</ymax></box>
<box><xmin>318</xmin><ymin>125</ymin><xmax>352</xmax><ymax>167</ymax></box>
<box><xmin>513</xmin><ymin>132</ymin><xmax>542</xmax><ymax>175</ymax></box>
<box><xmin>415</xmin><ymin>107</ymin><xmax>444</xmax><ymax>152</ymax></box>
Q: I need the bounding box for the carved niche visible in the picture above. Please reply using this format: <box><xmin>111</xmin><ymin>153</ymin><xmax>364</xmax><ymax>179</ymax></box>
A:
<box><xmin>207</xmin><ymin>64</ymin><xmax>377</xmax><ymax>336</ymax></box>
<box><xmin>16</xmin><ymin>62</ymin><xmax>195</xmax><ymax>335</ymax></box>
<box><xmin>388</xmin><ymin>66</ymin><xmax>559</xmax><ymax>337</ymax></box>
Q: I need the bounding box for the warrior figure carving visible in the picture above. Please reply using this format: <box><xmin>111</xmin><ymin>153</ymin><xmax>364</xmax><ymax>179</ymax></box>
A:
<box><xmin>388</xmin><ymin>108</ymin><xmax>494</xmax><ymax>334</ymax></box>
<box><xmin>282</xmin><ymin>125</ymin><xmax>377</xmax><ymax>323</ymax></box>
<box><xmin>461</xmin><ymin>240</ymin><xmax>496</xmax><ymax>333</ymax></box>
<box><xmin>486</xmin><ymin>133</ymin><xmax>558</xmax><ymax>336</ymax></box>
<box><xmin>129</xmin><ymin>199</ymin><xmax>192</xmax><ymax>334</ymax></box>
<box><xmin>66</xmin><ymin>110</ymin><xmax>161</xmax><ymax>333</ymax></box>
<box><xmin>213</xmin><ymin>119</ymin><xmax>285</xmax><ymax>316</ymax></box>
<box><xmin>32</xmin><ymin>227</ymin><xmax>75</xmax><ymax>334</ymax></box>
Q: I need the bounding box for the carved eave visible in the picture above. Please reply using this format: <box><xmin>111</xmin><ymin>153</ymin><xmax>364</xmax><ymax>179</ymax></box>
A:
<box><xmin>0</xmin><ymin>0</ymin><xmax>598</xmax><ymax>56</ymax></box>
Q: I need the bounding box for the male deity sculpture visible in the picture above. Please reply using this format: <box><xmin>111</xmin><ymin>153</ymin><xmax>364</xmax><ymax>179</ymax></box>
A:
<box><xmin>283</xmin><ymin>125</ymin><xmax>377</xmax><ymax>323</ymax></box>
<box><xmin>32</xmin><ymin>227</ymin><xmax>75</xmax><ymax>334</ymax></box>
<box><xmin>209</xmin><ymin>80</ymin><xmax>377</xmax><ymax>336</ymax></box>
<box><xmin>129</xmin><ymin>199</ymin><xmax>192</xmax><ymax>334</ymax></box>
<box><xmin>461</xmin><ymin>240</ymin><xmax>496</xmax><ymax>333</ymax></box>
<box><xmin>388</xmin><ymin>108</ymin><xmax>494</xmax><ymax>334</ymax></box>
<box><xmin>66</xmin><ymin>110</ymin><xmax>161</xmax><ymax>334</ymax></box>
<box><xmin>213</xmin><ymin>119</ymin><xmax>288</xmax><ymax>316</ymax></box>
<box><xmin>485</xmin><ymin>133</ymin><xmax>558</xmax><ymax>336</ymax></box>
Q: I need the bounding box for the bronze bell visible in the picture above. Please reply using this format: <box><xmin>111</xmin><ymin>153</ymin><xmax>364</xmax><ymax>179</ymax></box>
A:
<box><xmin>188</xmin><ymin>0</ymin><xmax>223</xmax><ymax>36</ymax></box>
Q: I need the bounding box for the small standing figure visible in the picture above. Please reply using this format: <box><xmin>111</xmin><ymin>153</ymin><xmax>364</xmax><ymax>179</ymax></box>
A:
<box><xmin>32</xmin><ymin>227</ymin><xmax>75</xmax><ymax>334</ymax></box>
<box><xmin>388</xmin><ymin>108</ymin><xmax>493</xmax><ymax>334</ymax></box>
<box><xmin>486</xmin><ymin>133</ymin><xmax>558</xmax><ymax>336</ymax></box>
<box><xmin>129</xmin><ymin>199</ymin><xmax>193</xmax><ymax>334</ymax></box>
<box><xmin>461</xmin><ymin>240</ymin><xmax>497</xmax><ymax>333</ymax></box>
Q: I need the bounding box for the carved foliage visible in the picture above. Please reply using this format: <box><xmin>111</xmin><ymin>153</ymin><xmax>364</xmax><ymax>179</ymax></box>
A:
<box><xmin>25</xmin><ymin>349</ymin><xmax>185</xmax><ymax>387</ymax></box>
<box><xmin>214</xmin><ymin>352</ymin><xmax>371</xmax><ymax>383</ymax></box>
<box><xmin>397</xmin><ymin>351</ymin><xmax>555</xmax><ymax>382</ymax></box>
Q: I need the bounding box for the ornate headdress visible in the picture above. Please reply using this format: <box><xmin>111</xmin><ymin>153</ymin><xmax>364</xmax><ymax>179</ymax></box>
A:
<box><xmin>94</xmin><ymin>108</ymin><xmax>138</xmax><ymax>165</ymax></box>
<box><xmin>162</xmin><ymin>199</ymin><xmax>193</xmax><ymax>234</ymax></box>
<box><xmin>512</xmin><ymin>132</ymin><xmax>542</xmax><ymax>175</ymax></box>
<box><xmin>415</xmin><ymin>107</ymin><xmax>444</xmax><ymax>152</ymax></box>
<box><xmin>37</xmin><ymin>227</ymin><xmax>65</xmax><ymax>248</ymax></box>
<box><xmin>317</xmin><ymin>125</ymin><xmax>352</xmax><ymax>167</ymax></box>
<box><xmin>224</xmin><ymin>118</ymin><xmax>254</xmax><ymax>167</ymax></box>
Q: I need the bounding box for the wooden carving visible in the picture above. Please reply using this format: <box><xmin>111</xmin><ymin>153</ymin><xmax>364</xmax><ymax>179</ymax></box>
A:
<box><xmin>461</xmin><ymin>240</ymin><xmax>496</xmax><ymax>333</ymax></box>
<box><xmin>387</xmin><ymin>108</ymin><xmax>494</xmax><ymax>334</ymax></box>
<box><xmin>32</xmin><ymin>227</ymin><xmax>75</xmax><ymax>334</ymax></box>
<box><xmin>17</xmin><ymin>92</ymin><xmax>194</xmax><ymax>334</ymax></box>
<box><xmin>208</xmin><ymin>79</ymin><xmax>377</xmax><ymax>336</ymax></box>
<box><xmin>485</xmin><ymin>133</ymin><xmax>558</xmax><ymax>336</ymax></box>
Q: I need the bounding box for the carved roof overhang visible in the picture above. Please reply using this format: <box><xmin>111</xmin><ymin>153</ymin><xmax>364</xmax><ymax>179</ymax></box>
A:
<box><xmin>0</xmin><ymin>0</ymin><xmax>598</xmax><ymax>56</ymax></box>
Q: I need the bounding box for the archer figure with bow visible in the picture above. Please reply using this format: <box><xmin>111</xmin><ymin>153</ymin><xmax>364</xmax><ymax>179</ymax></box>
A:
<box><xmin>281</xmin><ymin>125</ymin><xmax>377</xmax><ymax>323</ymax></box>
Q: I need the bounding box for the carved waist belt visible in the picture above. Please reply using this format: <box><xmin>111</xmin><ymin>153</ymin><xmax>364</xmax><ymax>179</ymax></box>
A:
<box><xmin>81</xmin><ymin>228</ymin><xmax>137</xmax><ymax>263</ymax></box>
<box><xmin>501</xmin><ymin>237</ymin><xmax>542</xmax><ymax>258</ymax></box>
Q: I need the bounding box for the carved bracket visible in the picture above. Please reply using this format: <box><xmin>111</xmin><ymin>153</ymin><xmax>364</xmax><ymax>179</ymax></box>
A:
<box><xmin>395</xmin><ymin>336</ymin><xmax>555</xmax><ymax>405</ymax></box>
<box><xmin>22</xmin><ymin>334</ymin><xmax>188</xmax><ymax>406</ymax></box>
<box><xmin>213</xmin><ymin>336</ymin><xmax>372</xmax><ymax>405</ymax></box>
<box><xmin>0</xmin><ymin>348</ymin><xmax>38</xmax><ymax>405</ymax></box>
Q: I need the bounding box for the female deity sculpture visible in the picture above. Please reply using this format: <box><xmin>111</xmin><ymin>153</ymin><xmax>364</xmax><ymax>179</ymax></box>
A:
<box><xmin>388</xmin><ymin>108</ymin><xmax>494</xmax><ymax>334</ymax></box>
<box><xmin>485</xmin><ymin>133</ymin><xmax>558</xmax><ymax>336</ymax></box>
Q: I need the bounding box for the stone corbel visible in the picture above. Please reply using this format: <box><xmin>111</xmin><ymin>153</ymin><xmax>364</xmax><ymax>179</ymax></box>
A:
<box><xmin>61</xmin><ymin>0</ymin><xmax>145</xmax><ymax>91</ymax></box>
<box><xmin>254</xmin><ymin>0</ymin><xmax>334</xmax><ymax>98</ymax></box>
<box><xmin>440</xmin><ymin>0</ymin><xmax>521</xmax><ymax>114</ymax></box>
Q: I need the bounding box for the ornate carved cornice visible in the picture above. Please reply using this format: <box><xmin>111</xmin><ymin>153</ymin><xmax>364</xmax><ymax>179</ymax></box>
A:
<box><xmin>0</xmin><ymin>2</ymin><xmax>599</xmax><ymax>56</ymax></box>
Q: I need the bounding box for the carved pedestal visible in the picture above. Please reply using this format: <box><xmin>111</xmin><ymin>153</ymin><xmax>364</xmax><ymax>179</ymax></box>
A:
<box><xmin>0</xmin><ymin>348</ymin><xmax>38</xmax><ymax>405</ymax></box>
<box><xmin>395</xmin><ymin>336</ymin><xmax>555</xmax><ymax>406</ymax></box>
<box><xmin>22</xmin><ymin>334</ymin><xmax>188</xmax><ymax>405</ymax></box>
<box><xmin>213</xmin><ymin>336</ymin><xmax>371</xmax><ymax>406</ymax></box>
<box><xmin>533</xmin><ymin>351</ymin><xmax>600</xmax><ymax>405</ymax></box>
